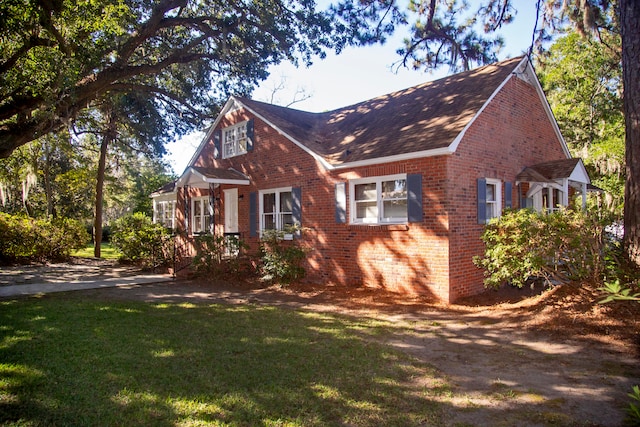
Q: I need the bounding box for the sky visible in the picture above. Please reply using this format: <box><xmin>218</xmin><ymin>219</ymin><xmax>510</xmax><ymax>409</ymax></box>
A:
<box><xmin>165</xmin><ymin>1</ymin><xmax>540</xmax><ymax>174</ymax></box>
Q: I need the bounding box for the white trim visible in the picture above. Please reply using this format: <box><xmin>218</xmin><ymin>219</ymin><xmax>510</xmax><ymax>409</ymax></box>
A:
<box><xmin>185</xmin><ymin>58</ymin><xmax>572</xmax><ymax>172</ymax></box>
<box><xmin>191</xmin><ymin>196</ymin><xmax>213</xmax><ymax>234</ymax></box>
<box><xmin>222</xmin><ymin>120</ymin><xmax>249</xmax><ymax>159</ymax></box>
<box><xmin>349</xmin><ymin>173</ymin><xmax>408</xmax><ymax>225</ymax></box>
<box><xmin>333</xmin><ymin>147</ymin><xmax>454</xmax><ymax>170</ymax></box>
<box><xmin>258</xmin><ymin>187</ymin><xmax>294</xmax><ymax>239</ymax></box>
<box><xmin>185</xmin><ymin>98</ymin><xmax>242</xmax><ymax>170</ymax></box>
<box><xmin>239</xmin><ymin>100</ymin><xmax>335</xmax><ymax>170</ymax></box>
<box><xmin>484</xmin><ymin>178</ymin><xmax>502</xmax><ymax>222</ymax></box>
<box><xmin>517</xmin><ymin>59</ymin><xmax>572</xmax><ymax>158</ymax></box>
<box><xmin>175</xmin><ymin>166</ymin><xmax>250</xmax><ymax>188</ymax></box>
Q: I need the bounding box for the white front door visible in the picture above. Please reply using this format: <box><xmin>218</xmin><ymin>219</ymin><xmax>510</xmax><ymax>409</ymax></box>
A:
<box><xmin>224</xmin><ymin>188</ymin><xmax>239</xmax><ymax>233</ymax></box>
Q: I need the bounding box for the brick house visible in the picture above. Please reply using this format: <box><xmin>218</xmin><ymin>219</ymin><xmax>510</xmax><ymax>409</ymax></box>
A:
<box><xmin>152</xmin><ymin>56</ymin><xmax>590</xmax><ymax>303</ymax></box>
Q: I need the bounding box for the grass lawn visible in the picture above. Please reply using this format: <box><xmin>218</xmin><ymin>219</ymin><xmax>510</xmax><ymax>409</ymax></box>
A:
<box><xmin>70</xmin><ymin>242</ymin><xmax>121</xmax><ymax>260</ymax></box>
<box><xmin>0</xmin><ymin>295</ymin><xmax>444</xmax><ymax>426</ymax></box>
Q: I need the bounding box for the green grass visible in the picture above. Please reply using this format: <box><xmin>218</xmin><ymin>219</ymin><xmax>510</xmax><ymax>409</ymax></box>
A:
<box><xmin>70</xmin><ymin>242</ymin><xmax>121</xmax><ymax>260</ymax></box>
<box><xmin>0</xmin><ymin>295</ymin><xmax>444</xmax><ymax>426</ymax></box>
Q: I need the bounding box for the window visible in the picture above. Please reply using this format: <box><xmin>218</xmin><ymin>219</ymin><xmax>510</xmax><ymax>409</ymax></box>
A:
<box><xmin>479</xmin><ymin>178</ymin><xmax>502</xmax><ymax>224</ymax></box>
<box><xmin>260</xmin><ymin>188</ymin><xmax>294</xmax><ymax>236</ymax></box>
<box><xmin>350</xmin><ymin>174</ymin><xmax>408</xmax><ymax>224</ymax></box>
<box><xmin>223</xmin><ymin>121</ymin><xmax>248</xmax><ymax>158</ymax></box>
<box><xmin>153</xmin><ymin>200</ymin><xmax>176</xmax><ymax>229</ymax></box>
<box><xmin>192</xmin><ymin>197</ymin><xmax>212</xmax><ymax>234</ymax></box>
<box><xmin>542</xmin><ymin>188</ymin><xmax>562</xmax><ymax>213</ymax></box>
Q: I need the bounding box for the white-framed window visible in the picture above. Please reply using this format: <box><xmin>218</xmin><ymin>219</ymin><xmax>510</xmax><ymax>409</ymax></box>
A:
<box><xmin>350</xmin><ymin>174</ymin><xmax>408</xmax><ymax>224</ymax></box>
<box><xmin>260</xmin><ymin>187</ymin><xmax>293</xmax><ymax>237</ymax></box>
<box><xmin>484</xmin><ymin>178</ymin><xmax>502</xmax><ymax>222</ymax></box>
<box><xmin>223</xmin><ymin>121</ymin><xmax>248</xmax><ymax>159</ymax></box>
<box><xmin>153</xmin><ymin>200</ymin><xmax>176</xmax><ymax>229</ymax></box>
<box><xmin>192</xmin><ymin>197</ymin><xmax>212</xmax><ymax>234</ymax></box>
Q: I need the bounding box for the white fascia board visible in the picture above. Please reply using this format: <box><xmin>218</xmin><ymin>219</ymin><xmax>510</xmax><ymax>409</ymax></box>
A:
<box><xmin>448</xmin><ymin>57</ymin><xmax>571</xmax><ymax>159</ymax></box>
<box><xmin>448</xmin><ymin>58</ymin><xmax>525</xmax><ymax>154</ymax></box>
<box><xmin>242</xmin><ymin>100</ymin><xmax>455</xmax><ymax>171</ymax></box>
<box><xmin>150</xmin><ymin>192</ymin><xmax>176</xmax><ymax>200</ymax></box>
<box><xmin>520</xmin><ymin>59</ymin><xmax>572</xmax><ymax>158</ymax></box>
<box><xmin>239</xmin><ymin>103</ymin><xmax>335</xmax><ymax>171</ymax></box>
<box><xmin>332</xmin><ymin>146</ymin><xmax>454</xmax><ymax>170</ymax></box>
<box><xmin>569</xmin><ymin>159</ymin><xmax>591</xmax><ymax>184</ymax></box>
<box><xmin>183</xmin><ymin>98</ymin><xmax>242</xmax><ymax>170</ymax></box>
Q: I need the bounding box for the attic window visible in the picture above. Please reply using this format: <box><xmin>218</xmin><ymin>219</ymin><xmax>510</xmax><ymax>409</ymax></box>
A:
<box><xmin>223</xmin><ymin>121</ymin><xmax>248</xmax><ymax>158</ymax></box>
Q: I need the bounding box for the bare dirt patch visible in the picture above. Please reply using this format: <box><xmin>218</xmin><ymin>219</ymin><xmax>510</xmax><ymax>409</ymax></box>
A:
<box><xmin>87</xmin><ymin>276</ymin><xmax>640</xmax><ymax>426</ymax></box>
<box><xmin>5</xmin><ymin>262</ymin><xmax>640</xmax><ymax>426</ymax></box>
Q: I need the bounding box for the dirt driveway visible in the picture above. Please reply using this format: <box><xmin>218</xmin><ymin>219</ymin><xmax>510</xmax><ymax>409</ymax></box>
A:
<box><xmin>79</xmin><ymin>276</ymin><xmax>640</xmax><ymax>426</ymax></box>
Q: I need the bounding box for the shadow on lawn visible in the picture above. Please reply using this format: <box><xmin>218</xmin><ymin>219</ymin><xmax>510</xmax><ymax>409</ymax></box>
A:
<box><xmin>1</xmin><ymin>291</ymin><xmax>638</xmax><ymax>426</ymax></box>
<box><xmin>0</xmin><ymin>297</ymin><xmax>442</xmax><ymax>426</ymax></box>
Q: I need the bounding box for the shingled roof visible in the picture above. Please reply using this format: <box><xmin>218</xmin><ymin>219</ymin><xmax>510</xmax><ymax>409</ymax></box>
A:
<box><xmin>516</xmin><ymin>158</ymin><xmax>589</xmax><ymax>184</ymax></box>
<box><xmin>238</xmin><ymin>55</ymin><xmax>526</xmax><ymax>166</ymax></box>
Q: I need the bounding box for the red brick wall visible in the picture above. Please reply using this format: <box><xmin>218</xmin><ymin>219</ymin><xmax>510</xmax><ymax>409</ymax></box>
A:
<box><xmin>445</xmin><ymin>75</ymin><xmax>568</xmax><ymax>301</ymax></box>
<box><xmin>176</xmin><ymin>75</ymin><xmax>569</xmax><ymax>303</ymax></box>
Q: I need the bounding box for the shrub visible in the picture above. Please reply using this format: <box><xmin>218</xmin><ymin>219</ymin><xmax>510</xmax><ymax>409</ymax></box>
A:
<box><xmin>474</xmin><ymin>208</ymin><xmax>605</xmax><ymax>289</ymax></box>
<box><xmin>192</xmin><ymin>234</ymin><xmax>249</xmax><ymax>277</ymax></box>
<box><xmin>0</xmin><ymin>213</ymin><xmax>89</xmax><ymax>263</ymax></box>
<box><xmin>110</xmin><ymin>212</ymin><xmax>171</xmax><ymax>267</ymax></box>
<box><xmin>259</xmin><ymin>227</ymin><xmax>307</xmax><ymax>285</ymax></box>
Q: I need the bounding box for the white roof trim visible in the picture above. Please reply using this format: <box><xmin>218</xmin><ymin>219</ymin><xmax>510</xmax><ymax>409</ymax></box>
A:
<box><xmin>184</xmin><ymin>98</ymin><xmax>242</xmax><ymax>171</ymax></box>
<box><xmin>447</xmin><ymin>57</ymin><xmax>571</xmax><ymax>158</ymax></box>
<box><xmin>332</xmin><ymin>146</ymin><xmax>454</xmax><ymax>170</ymax></box>
<box><xmin>519</xmin><ymin>58</ymin><xmax>572</xmax><ymax>158</ymax></box>
<box><xmin>569</xmin><ymin>159</ymin><xmax>591</xmax><ymax>184</ymax></box>
<box><xmin>237</xmin><ymin>98</ymin><xmax>336</xmax><ymax>170</ymax></box>
<box><xmin>185</xmin><ymin>58</ymin><xmax>571</xmax><ymax>171</ymax></box>
<box><xmin>175</xmin><ymin>166</ymin><xmax>250</xmax><ymax>188</ymax></box>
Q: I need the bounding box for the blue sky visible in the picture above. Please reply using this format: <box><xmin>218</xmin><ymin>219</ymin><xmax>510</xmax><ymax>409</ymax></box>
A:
<box><xmin>166</xmin><ymin>1</ymin><xmax>539</xmax><ymax>173</ymax></box>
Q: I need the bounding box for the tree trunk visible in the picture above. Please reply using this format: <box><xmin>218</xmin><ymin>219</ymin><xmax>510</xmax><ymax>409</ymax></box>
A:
<box><xmin>93</xmin><ymin>108</ymin><xmax>117</xmax><ymax>258</ymax></box>
<box><xmin>43</xmin><ymin>139</ymin><xmax>55</xmax><ymax>217</ymax></box>
<box><xmin>621</xmin><ymin>0</ymin><xmax>640</xmax><ymax>268</ymax></box>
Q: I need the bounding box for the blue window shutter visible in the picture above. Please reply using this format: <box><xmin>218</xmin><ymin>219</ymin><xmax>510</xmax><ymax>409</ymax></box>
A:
<box><xmin>214</xmin><ymin>129</ymin><xmax>222</xmax><ymax>159</ymax></box>
<box><xmin>249</xmin><ymin>192</ymin><xmax>257</xmax><ymax>237</ymax></box>
<box><xmin>292</xmin><ymin>187</ymin><xmax>302</xmax><ymax>238</ymax></box>
<box><xmin>504</xmin><ymin>182</ymin><xmax>512</xmax><ymax>209</ymax></box>
<box><xmin>477</xmin><ymin>178</ymin><xmax>487</xmax><ymax>224</ymax></box>
<box><xmin>246</xmin><ymin>119</ymin><xmax>254</xmax><ymax>152</ymax></box>
<box><xmin>335</xmin><ymin>182</ymin><xmax>347</xmax><ymax>223</ymax></box>
<box><xmin>407</xmin><ymin>174</ymin><xmax>422</xmax><ymax>223</ymax></box>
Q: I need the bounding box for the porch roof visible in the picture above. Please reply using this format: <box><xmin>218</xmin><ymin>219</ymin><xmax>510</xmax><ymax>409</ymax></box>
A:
<box><xmin>516</xmin><ymin>158</ymin><xmax>590</xmax><ymax>185</ymax></box>
<box><xmin>176</xmin><ymin>166</ymin><xmax>250</xmax><ymax>189</ymax></box>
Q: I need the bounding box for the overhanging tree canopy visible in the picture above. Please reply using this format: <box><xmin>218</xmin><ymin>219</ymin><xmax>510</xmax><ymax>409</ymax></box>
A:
<box><xmin>0</xmin><ymin>0</ymin><xmax>403</xmax><ymax>158</ymax></box>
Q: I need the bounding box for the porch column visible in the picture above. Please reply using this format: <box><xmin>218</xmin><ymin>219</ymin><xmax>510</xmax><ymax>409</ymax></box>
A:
<box><xmin>581</xmin><ymin>183</ymin><xmax>587</xmax><ymax>210</ymax></box>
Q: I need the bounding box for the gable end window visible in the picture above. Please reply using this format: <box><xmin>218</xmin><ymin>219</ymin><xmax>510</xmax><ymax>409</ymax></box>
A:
<box><xmin>350</xmin><ymin>174</ymin><xmax>408</xmax><ymax>224</ymax></box>
<box><xmin>220</xmin><ymin>119</ymin><xmax>254</xmax><ymax>159</ymax></box>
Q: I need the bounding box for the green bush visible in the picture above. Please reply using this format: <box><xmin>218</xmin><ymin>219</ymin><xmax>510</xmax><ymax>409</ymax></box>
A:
<box><xmin>474</xmin><ymin>208</ymin><xmax>605</xmax><ymax>289</ymax></box>
<box><xmin>110</xmin><ymin>213</ymin><xmax>171</xmax><ymax>267</ymax></box>
<box><xmin>259</xmin><ymin>227</ymin><xmax>307</xmax><ymax>285</ymax></box>
<box><xmin>192</xmin><ymin>234</ymin><xmax>249</xmax><ymax>277</ymax></box>
<box><xmin>0</xmin><ymin>213</ymin><xmax>90</xmax><ymax>263</ymax></box>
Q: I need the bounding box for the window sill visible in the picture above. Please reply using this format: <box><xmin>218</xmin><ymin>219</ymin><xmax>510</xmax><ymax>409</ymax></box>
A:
<box><xmin>347</xmin><ymin>223</ymin><xmax>409</xmax><ymax>231</ymax></box>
